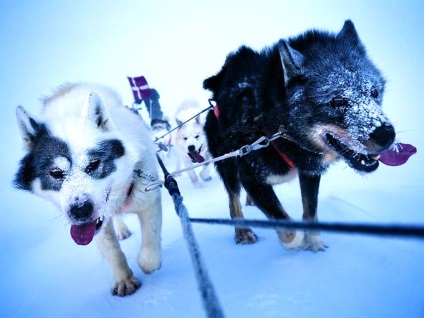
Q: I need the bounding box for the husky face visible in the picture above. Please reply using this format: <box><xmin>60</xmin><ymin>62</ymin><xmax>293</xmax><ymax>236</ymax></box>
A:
<box><xmin>14</xmin><ymin>90</ymin><xmax>134</xmax><ymax>245</ymax></box>
<box><xmin>175</xmin><ymin>120</ymin><xmax>206</xmax><ymax>163</ymax></box>
<box><xmin>284</xmin><ymin>20</ymin><xmax>395</xmax><ymax>172</ymax></box>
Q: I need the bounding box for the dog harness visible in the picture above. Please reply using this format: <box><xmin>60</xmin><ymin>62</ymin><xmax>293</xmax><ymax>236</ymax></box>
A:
<box><xmin>212</xmin><ymin>103</ymin><xmax>295</xmax><ymax>168</ymax></box>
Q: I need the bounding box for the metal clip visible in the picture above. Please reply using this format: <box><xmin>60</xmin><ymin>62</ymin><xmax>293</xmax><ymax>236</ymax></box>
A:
<box><xmin>145</xmin><ymin>181</ymin><xmax>163</xmax><ymax>192</ymax></box>
<box><xmin>239</xmin><ymin>145</ymin><xmax>253</xmax><ymax>156</ymax></box>
<box><xmin>238</xmin><ymin>136</ymin><xmax>270</xmax><ymax>157</ymax></box>
<box><xmin>133</xmin><ymin>169</ymin><xmax>156</xmax><ymax>182</ymax></box>
<box><xmin>251</xmin><ymin>136</ymin><xmax>270</xmax><ymax>150</ymax></box>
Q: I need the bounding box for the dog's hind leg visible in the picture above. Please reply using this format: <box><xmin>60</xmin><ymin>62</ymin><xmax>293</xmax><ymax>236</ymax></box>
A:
<box><xmin>136</xmin><ymin>195</ymin><xmax>162</xmax><ymax>274</ymax></box>
<box><xmin>298</xmin><ymin>173</ymin><xmax>327</xmax><ymax>252</ymax></box>
<box><xmin>112</xmin><ymin>215</ymin><xmax>132</xmax><ymax>240</ymax></box>
<box><xmin>96</xmin><ymin>221</ymin><xmax>141</xmax><ymax>296</ymax></box>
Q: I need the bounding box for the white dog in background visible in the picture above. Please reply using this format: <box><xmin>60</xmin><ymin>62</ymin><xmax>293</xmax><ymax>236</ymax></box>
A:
<box><xmin>14</xmin><ymin>83</ymin><xmax>162</xmax><ymax>296</ymax></box>
<box><xmin>174</xmin><ymin>100</ymin><xmax>212</xmax><ymax>186</ymax></box>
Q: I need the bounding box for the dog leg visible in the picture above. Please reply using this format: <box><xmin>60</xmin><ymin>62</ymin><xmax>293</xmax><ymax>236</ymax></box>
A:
<box><xmin>95</xmin><ymin>221</ymin><xmax>141</xmax><ymax>296</ymax></box>
<box><xmin>199</xmin><ymin>162</ymin><xmax>212</xmax><ymax>182</ymax></box>
<box><xmin>137</xmin><ymin>196</ymin><xmax>162</xmax><ymax>274</ymax></box>
<box><xmin>112</xmin><ymin>215</ymin><xmax>132</xmax><ymax>240</ymax></box>
<box><xmin>216</xmin><ymin>159</ymin><xmax>257</xmax><ymax>243</ymax></box>
<box><xmin>299</xmin><ymin>173</ymin><xmax>327</xmax><ymax>252</ymax></box>
<box><xmin>183</xmin><ymin>156</ymin><xmax>200</xmax><ymax>186</ymax></box>
<box><xmin>245</xmin><ymin>193</ymin><xmax>255</xmax><ymax>206</ymax></box>
<box><xmin>242</xmin><ymin>181</ymin><xmax>302</xmax><ymax>248</ymax></box>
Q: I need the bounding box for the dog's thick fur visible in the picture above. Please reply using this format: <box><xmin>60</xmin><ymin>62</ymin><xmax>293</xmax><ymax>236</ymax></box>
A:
<box><xmin>174</xmin><ymin>99</ymin><xmax>212</xmax><ymax>186</ymax></box>
<box><xmin>14</xmin><ymin>83</ymin><xmax>162</xmax><ymax>296</ymax></box>
<box><xmin>203</xmin><ymin>20</ymin><xmax>396</xmax><ymax>251</ymax></box>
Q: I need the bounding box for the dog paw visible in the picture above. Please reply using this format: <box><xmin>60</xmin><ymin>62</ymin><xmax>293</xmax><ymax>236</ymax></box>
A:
<box><xmin>279</xmin><ymin>230</ymin><xmax>304</xmax><ymax>250</ymax></box>
<box><xmin>112</xmin><ymin>217</ymin><xmax>132</xmax><ymax>240</ymax></box>
<box><xmin>301</xmin><ymin>233</ymin><xmax>327</xmax><ymax>252</ymax></box>
<box><xmin>235</xmin><ymin>228</ymin><xmax>258</xmax><ymax>244</ymax></box>
<box><xmin>138</xmin><ymin>250</ymin><xmax>162</xmax><ymax>274</ymax></box>
<box><xmin>112</xmin><ymin>276</ymin><xmax>141</xmax><ymax>296</ymax></box>
<box><xmin>116</xmin><ymin>228</ymin><xmax>132</xmax><ymax>240</ymax></box>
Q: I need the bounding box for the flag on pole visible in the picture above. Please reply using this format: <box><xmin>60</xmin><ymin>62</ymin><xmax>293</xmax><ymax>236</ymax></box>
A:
<box><xmin>127</xmin><ymin>76</ymin><xmax>152</xmax><ymax>102</ymax></box>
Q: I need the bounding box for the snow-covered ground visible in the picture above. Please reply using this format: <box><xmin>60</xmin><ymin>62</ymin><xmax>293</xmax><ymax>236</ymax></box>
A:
<box><xmin>1</xmin><ymin>161</ymin><xmax>424</xmax><ymax>318</ymax></box>
<box><xmin>1</xmin><ymin>1</ymin><xmax>423</xmax><ymax>317</ymax></box>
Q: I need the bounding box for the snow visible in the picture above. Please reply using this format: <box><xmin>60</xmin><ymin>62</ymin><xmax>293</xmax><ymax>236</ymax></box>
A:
<box><xmin>1</xmin><ymin>1</ymin><xmax>424</xmax><ymax>317</ymax></box>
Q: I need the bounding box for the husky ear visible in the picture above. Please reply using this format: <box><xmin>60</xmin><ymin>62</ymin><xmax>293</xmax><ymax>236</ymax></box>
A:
<box><xmin>16</xmin><ymin>106</ymin><xmax>41</xmax><ymax>150</ymax></box>
<box><xmin>82</xmin><ymin>91</ymin><xmax>111</xmax><ymax>131</ymax></box>
<box><xmin>278</xmin><ymin>39</ymin><xmax>304</xmax><ymax>86</ymax></box>
<box><xmin>337</xmin><ymin>20</ymin><xmax>363</xmax><ymax>48</ymax></box>
<box><xmin>175</xmin><ymin>118</ymin><xmax>183</xmax><ymax>127</ymax></box>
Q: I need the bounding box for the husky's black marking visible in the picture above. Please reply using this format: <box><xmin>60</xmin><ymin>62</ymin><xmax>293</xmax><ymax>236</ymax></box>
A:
<box><xmin>203</xmin><ymin>20</ymin><xmax>396</xmax><ymax>248</ymax></box>
<box><xmin>14</xmin><ymin>123</ymin><xmax>71</xmax><ymax>192</ymax></box>
<box><xmin>86</xmin><ymin>139</ymin><xmax>125</xmax><ymax>179</ymax></box>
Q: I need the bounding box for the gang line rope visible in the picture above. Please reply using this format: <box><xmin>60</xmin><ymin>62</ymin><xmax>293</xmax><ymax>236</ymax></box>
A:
<box><xmin>189</xmin><ymin>218</ymin><xmax>424</xmax><ymax>239</ymax></box>
<box><xmin>157</xmin><ymin>155</ymin><xmax>225</xmax><ymax>318</ymax></box>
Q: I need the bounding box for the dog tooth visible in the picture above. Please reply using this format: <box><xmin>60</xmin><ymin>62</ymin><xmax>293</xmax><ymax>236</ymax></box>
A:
<box><xmin>371</xmin><ymin>155</ymin><xmax>380</xmax><ymax>160</ymax></box>
<box><xmin>361</xmin><ymin>160</ymin><xmax>365</xmax><ymax>165</ymax></box>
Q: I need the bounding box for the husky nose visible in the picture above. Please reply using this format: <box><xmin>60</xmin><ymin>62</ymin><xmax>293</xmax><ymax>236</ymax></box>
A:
<box><xmin>188</xmin><ymin>145</ymin><xmax>196</xmax><ymax>152</ymax></box>
<box><xmin>69</xmin><ymin>201</ymin><xmax>94</xmax><ymax>221</ymax></box>
<box><xmin>370</xmin><ymin>124</ymin><xmax>396</xmax><ymax>150</ymax></box>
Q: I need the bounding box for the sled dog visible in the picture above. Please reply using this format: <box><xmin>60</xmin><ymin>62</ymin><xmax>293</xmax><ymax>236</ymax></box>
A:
<box><xmin>203</xmin><ymin>20</ymin><xmax>395</xmax><ymax>251</ymax></box>
<box><xmin>14</xmin><ymin>83</ymin><xmax>162</xmax><ymax>296</ymax></box>
<box><xmin>174</xmin><ymin>99</ymin><xmax>212</xmax><ymax>186</ymax></box>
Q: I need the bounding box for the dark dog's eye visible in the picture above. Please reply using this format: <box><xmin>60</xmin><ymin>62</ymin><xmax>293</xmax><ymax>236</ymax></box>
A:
<box><xmin>49</xmin><ymin>168</ymin><xmax>65</xmax><ymax>180</ymax></box>
<box><xmin>86</xmin><ymin>159</ymin><xmax>101</xmax><ymax>174</ymax></box>
<box><xmin>183</xmin><ymin>137</ymin><xmax>188</xmax><ymax>141</ymax></box>
<box><xmin>370</xmin><ymin>87</ymin><xmax>379</xmax><ymax>99</ymax></box>
<box><xmin>195</xmin><ymin>135</ymin><xmax>199</xmax><ymax>139</ymax></box>
<box><xmin>329</xmin><ymin>97</ymin><xmax>349</xmax><ymax>107</ymax></box>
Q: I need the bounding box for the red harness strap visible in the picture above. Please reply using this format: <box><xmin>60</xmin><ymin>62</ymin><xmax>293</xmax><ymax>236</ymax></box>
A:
<box><xmin>213</xmin><ymin>104</ymin><xmax>220</xmax><ymax>118</ymax></box>
<box><xmin>269</xmin><ymin>139</ymin><xmax>296</xmax><ymax>168</ymax></box>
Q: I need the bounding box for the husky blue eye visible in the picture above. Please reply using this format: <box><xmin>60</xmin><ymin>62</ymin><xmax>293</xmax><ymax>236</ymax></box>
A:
<box><xmin>49</xmin><ymin>169</ymin><xmax>64</xmax><ymax>180</ymax></box>
<box><xmin>330</xmin><ymin>97</ymin><xmax>349</xmax><ymax>107</ymax></box>
<box><xmin>86</xmin><ymin>159</ymin><xmax>101</xmax><ymax>173</ymax></box>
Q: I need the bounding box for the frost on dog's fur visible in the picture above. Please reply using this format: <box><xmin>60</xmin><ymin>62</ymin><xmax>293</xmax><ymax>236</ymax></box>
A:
<box><xmin>14</xmin><ymin>83</ymin><xmax>162</xmax><ymax>296</ymax></box>
<box><xmin>204</xmin><ymin>20</ymin><xmax>396</xmax><ymax>251</ymax></box>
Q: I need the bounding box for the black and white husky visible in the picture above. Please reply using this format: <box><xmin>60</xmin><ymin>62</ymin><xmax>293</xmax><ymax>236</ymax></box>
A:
<box><xmin>14</xmin><ymin>83</ymin><xmax>162</xmax><ymax>296</ymax></box>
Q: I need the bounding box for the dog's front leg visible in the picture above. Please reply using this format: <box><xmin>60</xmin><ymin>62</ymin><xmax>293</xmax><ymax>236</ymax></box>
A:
<box><xmin>96</xmin><ymin>221</ymin><xmax>141</xmax><ymax>296</ymax></box>
<box><xmin>298</xmin><ymin>172</ymin><xmax>327</xmax><ymax>252</ymax></box>
<box><xmin>137</xmin><ymin>195</ymin><xmax>162</xmax><ymax>274</ymax></box>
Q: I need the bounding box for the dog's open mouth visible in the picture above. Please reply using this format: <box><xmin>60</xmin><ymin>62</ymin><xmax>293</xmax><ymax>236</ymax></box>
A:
<box><xmin>325</xmin><ymin>133</ymin><xmax>380</xmax><ymax>172</ymax></box>
<box><xmin>188</xmin><ymin>146</ymin><xmax>205</xmax><ymax>163</ymax></box>
<box><xmin>70</xmin><ymin>217</ymin><xmax>104</xmax><ymax>246</ymax></box>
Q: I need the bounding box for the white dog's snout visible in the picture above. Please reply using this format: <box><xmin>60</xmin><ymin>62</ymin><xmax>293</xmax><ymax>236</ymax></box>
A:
<box><xmin>68</xmin><ymin>193</ymin><xmax>94</xmax><ymax>220</ymax></box>
<box><xmin>69</xmin><ymin>199</ymin><xmax>94</xmax><ymax>221</ymax></box>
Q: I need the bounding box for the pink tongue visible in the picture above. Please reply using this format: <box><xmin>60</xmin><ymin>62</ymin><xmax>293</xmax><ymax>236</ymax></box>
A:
<box><xmin>379</xmin><ymin>143</ymin><xmax>417</xmax><ymax>166</ymax></box>
<box><xmin>70</xmin><ymin>221</ymin><xmax>97</xmax><ymax>245</ymax></box>
<box><xmin>188</xmin><ymin>151</ymin><xmax>205</xmax><ymax>163</ymax></box>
